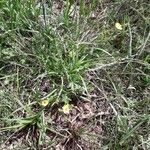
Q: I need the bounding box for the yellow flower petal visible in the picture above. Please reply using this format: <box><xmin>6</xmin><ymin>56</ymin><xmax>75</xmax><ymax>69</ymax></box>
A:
<box><xmin>62</xmin><ymin>103</ymin><xmax>70</xmax><ymax>114</ymax></box>
<box><xmin>40</xmin><ymin>99</ymin><xmax>49</xmax><ymax>107</ymax></box>
<box><xmin>115</xmin><ymin>22</ymin><xmax>123</xmax><ymax>30</ymax></box>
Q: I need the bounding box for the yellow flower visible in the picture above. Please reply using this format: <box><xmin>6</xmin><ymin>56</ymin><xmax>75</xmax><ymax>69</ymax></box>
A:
<box><xmin>40</xmin><ymin>99</ymin><xmax>49</xmax><ymax>107</ymax></box>
<box><xmin>62</xmin><ymin>103</ymin><xmax>70</xmax><ymax>114</ymax></box>
<box><xmin>115</xmin><ymin>22</ymin><xmax>123</xmax><ymax>30</ymax></box>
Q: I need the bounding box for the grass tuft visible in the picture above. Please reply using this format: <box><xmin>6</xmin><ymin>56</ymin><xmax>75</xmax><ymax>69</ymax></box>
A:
<box><xmin>0</xmin><ymin>0</ymin><xmax>149</xmax><ymax>149</ymax></box>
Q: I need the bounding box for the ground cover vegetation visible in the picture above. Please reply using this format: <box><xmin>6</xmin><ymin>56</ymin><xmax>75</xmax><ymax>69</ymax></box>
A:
<box><xmin>0</xmin><ymin>0</ymin><xmax>150</xmax><ymax>149</ymax></box>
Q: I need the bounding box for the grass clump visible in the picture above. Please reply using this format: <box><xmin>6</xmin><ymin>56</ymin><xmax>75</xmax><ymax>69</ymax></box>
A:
<box><xmin>0</xmin><ymin>0</ymin><xmax>150</xmax><ymax>149</ymax></box>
